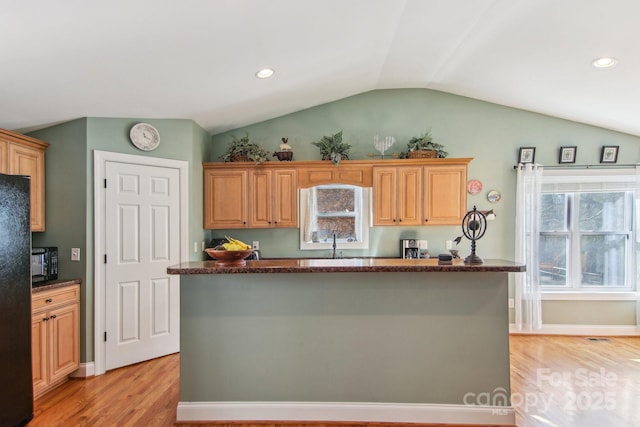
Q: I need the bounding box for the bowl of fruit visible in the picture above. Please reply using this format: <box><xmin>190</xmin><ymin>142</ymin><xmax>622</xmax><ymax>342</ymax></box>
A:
<box><xmin>205</xmin><ymin>236</ymin><xmax>255</xmax><ymax>267</ymax></box>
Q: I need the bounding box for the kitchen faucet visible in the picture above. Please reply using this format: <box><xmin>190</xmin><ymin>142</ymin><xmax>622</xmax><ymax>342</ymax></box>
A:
<box><xmin>332</xmin><ymin>234</ymin><xmax>337</xmax><ymax>259</ymax></box>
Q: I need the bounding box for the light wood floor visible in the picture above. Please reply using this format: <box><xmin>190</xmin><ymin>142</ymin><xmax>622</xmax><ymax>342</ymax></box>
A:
<box><xmin>30</xmin><ymin>335</ymin><xmax>640</xmax><ymax>427</ymax></box>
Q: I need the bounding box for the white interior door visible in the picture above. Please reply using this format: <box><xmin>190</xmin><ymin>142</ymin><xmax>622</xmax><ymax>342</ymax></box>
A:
<box><xmin>104</xmin><ymin>161</ymin><xmax>180</xmax><ymax>370</ymax></box>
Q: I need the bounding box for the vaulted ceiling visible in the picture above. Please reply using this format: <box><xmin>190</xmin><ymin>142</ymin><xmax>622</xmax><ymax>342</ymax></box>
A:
<box><xmin>2</xmin><ymin>0</ymin><xmax>638</xmax><ymax>136</ymax></box>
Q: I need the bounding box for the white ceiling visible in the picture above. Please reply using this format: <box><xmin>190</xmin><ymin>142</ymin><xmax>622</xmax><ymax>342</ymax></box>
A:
<box><xmin>2</xmin><ymin>0</ymin><xmax>639</xmax><ymax>136</ymax></box>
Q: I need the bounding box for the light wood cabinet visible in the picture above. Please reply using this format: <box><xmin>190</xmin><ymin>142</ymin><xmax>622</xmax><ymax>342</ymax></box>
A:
<box><xmin>203</xmin><ymin>165</ymin><xmax>297</xmax><ymax>229</ymax></box>
<box><xmin>373</xmin><ymin>160</ymin><xmax>469</xmax><ymax>226</ymax></box>
<box><xmin>249</xmin><ymin>169</ymin><xmax>297</xmax><ymax>228</ymax></box>
<box><xmin>203</xmin><ymin>168</ymin><xmax>248</xmax><ymax>228</ymax></box>
<box><xmin>297</xmin><ymin>162</ymin><xmax>372</xmax><ymax>188</ymax></box>
<box><xmin>373</xmin><ymin>166</ymin><xmax>422</xmax><ymax>226</ymax></box>
<box><xmin>32</xmin><ymin>284</ymin><xmax>80</xmax><ymax>399</ymax></box>
<box><xmin>423</xmin><ymin>165</ymin><xmax>467</xmax><ymax>225</ymax></box>
<box><xmin>203</xmin><ymin>158</ymin><xmax>470</xmax><ymax>229</ymax></box>
<box><xmin>0</xmin><ymin>128</ymin><xmax>48</xmax><ymax>231</ymax></box>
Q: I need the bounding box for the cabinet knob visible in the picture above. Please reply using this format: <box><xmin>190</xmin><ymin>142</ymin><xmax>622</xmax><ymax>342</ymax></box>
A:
<box><xmin>398</xmin><ymin>219</ymin><xmax>402</xmax><ymax>222</ymax></box>
<box><xmin>43</xmin><ymin>317</ymin><xmax>49</xmax><ymax>322</ymax></box>
<box><xmin>50</xmin><ymin>314</ymin><xmax>57</xmax><ymax>319</ymax></box>
<box><xmin>45</xmin><ymin>298</ymin><xmax>53</xmax><ymax>303</ymax></box>
<box><xmin>425</xmin><ymin>218</ymin><xmax>428</xmax><ymax>222</ymax></box>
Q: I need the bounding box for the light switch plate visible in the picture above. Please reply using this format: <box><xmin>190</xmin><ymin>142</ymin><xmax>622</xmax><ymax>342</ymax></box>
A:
<box><xmin>71</xmin><ymin>247</ymin><xmax>81</xmax><ymax>261</ymax></box>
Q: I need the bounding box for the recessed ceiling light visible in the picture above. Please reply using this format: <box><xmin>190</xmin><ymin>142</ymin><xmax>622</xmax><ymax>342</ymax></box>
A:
<box><xmin>592</xmin><ymin>57</ymin><xmax>618</xmax><ymax>68</ymax></box>
<box><xmin>255</xmin><ymin>67</ymin><xmax>275</xmax><ymax>79</ymax></box>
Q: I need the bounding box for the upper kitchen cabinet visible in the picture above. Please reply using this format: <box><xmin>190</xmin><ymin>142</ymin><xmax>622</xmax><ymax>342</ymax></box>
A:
<box><xmin>373</xmin><ymin>166</ymin><xmax>422</xmax><ymax>226</ymax></box>
<box><xmin>297</xmin><ymin>161</ymin><xmax>372</xmax><ymax>188</ymax></box>
<box><xmin>423</xmin><ymin>164</ymin><xmax>468</xmax><ymax>225</ymax></box>
<box><xmin>249</xmin><ymin>169</ymin><xmax>298</xmax><ymax>228</ymax></box>
<box><xmin>203</xmin><ymin>163</ymin><xmax>298</xmax><ymax>229</ymax></box>
<box><xmin>0</xmin><ymin>129</ymin><xmax>49</xmax><ymax>231</ymax></box>
<box><xmin>373</xmin><ymin>158</ymin><xmax>471</xmax><ymax>226</ymax></box>
<box><xmin>203</xmin><ymin>168</ymin><xmax>248</xmax><ymax>229</ymax></box>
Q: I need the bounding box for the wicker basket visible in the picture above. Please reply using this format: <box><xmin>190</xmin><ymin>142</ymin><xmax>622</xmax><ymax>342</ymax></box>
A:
<box><xmin>407</xmin><ymin>150</ymin><xmax>437</xmax><ymax>159</ymax></box>
<box><xmin>230</xmin><ymin>153</ymin><xmax>250</xmax><ymax>162</ymax></box>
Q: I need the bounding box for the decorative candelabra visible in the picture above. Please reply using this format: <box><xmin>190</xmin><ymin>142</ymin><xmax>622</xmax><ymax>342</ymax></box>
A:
<box><xmin>461</xmin><ymin>206</ymin><xmax>487</xmax><ymax>265</ymax></box>
<box><xmin>371</xmin><ymin>135</ymin><xmax>395</xmax><ymax>159</ymax></box>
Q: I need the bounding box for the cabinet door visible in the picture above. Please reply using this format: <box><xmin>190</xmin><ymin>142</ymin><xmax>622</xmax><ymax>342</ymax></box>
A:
<box><xmin>423</xmin><ymin>165</ymin><xmax>467</xmax><ymax>225</ymax></box>
<box><xmin>204</xmin><ymin>169</ymin><xmax>248</xmax><ymax>228</ymax></box>
<box><xmin>273</xmin><ymin>169</ymin><xmax>297</xmax><ymax>228</ymax></box>
<box><xmin>0</xmin><ymin>139</ymin><xmax>7</xmax><ymax>174</ymax></box>
<box><xmin>8</xmin><ymin>142</ymin><xmax>45</xmax><ymax>231</ymax></box>
<box><xmin>373</xmin><ymin>167</ymin><xmax>397</xmax><ymax>225</ymax></box>
<box><xmin>397</xmin><ymin>167</ymin><xmax>422</xmax><ymax>226</ymax></box>
<box><xmin>249</xmin><ymin>170</ymin><xmax>273</xmax><ymax>228</ymax></box>
<box><xmin>32</xmin><ymin>312</ymin><xmax>48</xmax><ymax>396</ymax></box>
<box><xmin>49</xmin><ymin>303</ymin><xmax>80</xmax><ymax>384</ymax></box>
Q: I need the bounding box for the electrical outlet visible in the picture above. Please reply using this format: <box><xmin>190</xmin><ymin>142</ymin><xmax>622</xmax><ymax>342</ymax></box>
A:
<box><xmin>508</xmin><ymin>298</ymin><xmax>515</xmax><ymax>309</ymax></box>
<box><xmin>446</xmin><ymin>240</ymin><xmax>453</xmax><ymax>250</ymax></box>
<box><xmin>252</xmin><ymin>241</ymin><xmax>259</xmax><ymax>250</ymax></box>
<box><xmin>201</xmin><ymin>240</ymin><xmax>206</xmax><ymax>251</ymax></box>
<box><xmin>71</xmin><ymin>248</ymin><xmax>81</xmax><ymax>261</ymax></box>
<box><xmin>194</xmin><ymin>242</ymin><xmax>198</xmax><ymax>253</ymax></box>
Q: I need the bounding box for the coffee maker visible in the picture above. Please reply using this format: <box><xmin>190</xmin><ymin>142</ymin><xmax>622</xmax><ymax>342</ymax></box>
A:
<box><xmin>400</xmin><ymin>239</ymin><xmax>428</xmax><ymax>259</ymax></box>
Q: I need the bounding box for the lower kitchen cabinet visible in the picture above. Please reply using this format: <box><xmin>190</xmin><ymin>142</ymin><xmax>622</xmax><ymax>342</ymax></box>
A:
<box><xmin>32</xmin><ymin>284</ymin><xmax>80</xmax><ymax>399</ymax></box>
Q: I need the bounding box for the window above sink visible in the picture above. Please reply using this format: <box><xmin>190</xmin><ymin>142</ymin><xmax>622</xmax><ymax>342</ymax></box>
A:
<box><xmin>299</xmin><ymin>184</ymin><xmax>371</xmax><ymax>250</ymax></box>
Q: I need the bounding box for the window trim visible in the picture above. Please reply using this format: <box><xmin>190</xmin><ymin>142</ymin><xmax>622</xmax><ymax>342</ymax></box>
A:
<box><xmin>299</xmin><ymin>185</ymin><xmax>371</xmax><ymax>250</ymax></box>
<box><xmin>539</xmin><ymin>168</ymin><xmax>637</xmax><ymax>293</ymax></box>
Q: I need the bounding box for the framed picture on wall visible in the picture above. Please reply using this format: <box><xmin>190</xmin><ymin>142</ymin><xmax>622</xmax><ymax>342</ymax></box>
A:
<box><xmin>600</xmin><ymin>145</ymin><xmax>619</xmax><ymax>163</ymax></box>
<box><xmin>559</xmin><ymin>146</ymin><xmax>577</xmax><ymax>164</ymax></box>
<box><xmin>518</xmin><ymin>147</ymin><xmax>536</xmax><ymax>164</ymax></box>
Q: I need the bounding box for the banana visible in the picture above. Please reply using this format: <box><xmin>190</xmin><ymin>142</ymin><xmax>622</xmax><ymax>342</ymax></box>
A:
<box><xmin>224</xmin><ymin>236</ymin><xmax>252</xmax><ymax>250</ymax></box>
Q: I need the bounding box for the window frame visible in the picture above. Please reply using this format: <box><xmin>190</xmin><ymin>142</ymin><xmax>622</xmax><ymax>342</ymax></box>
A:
<box><xmin>299</xmin><ymin>184</ymin><xmax>371</xmax><ymax>250</ymax></box>
<box><xmin>539</xmin><ymin>169</ymin><xmax>638</xmax><ymax>294</ymax></box>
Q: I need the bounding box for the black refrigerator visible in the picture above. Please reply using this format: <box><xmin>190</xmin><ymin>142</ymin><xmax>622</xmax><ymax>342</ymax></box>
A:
<box><xmin>0</xmin><ymin>173</ymin><xmax>34</xmax><ymax>426</ymax></box>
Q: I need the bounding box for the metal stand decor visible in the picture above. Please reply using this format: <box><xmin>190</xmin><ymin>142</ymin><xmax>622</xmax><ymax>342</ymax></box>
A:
<box><xmin>461</xmin><ymin>205</ymin><xmax>487</xmax><ymax>265</ymax></box>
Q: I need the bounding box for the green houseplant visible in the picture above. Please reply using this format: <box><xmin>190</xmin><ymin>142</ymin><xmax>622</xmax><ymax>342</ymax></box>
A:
<box><xmin>401</xmin><ymin>129</ymin><xmax>448</xmax><ymax>159</ymax></box>
<box><xmin>220</xmin><ymin>133</ymin><xmax>270</xmax><ymax>164</ymax></box>
<box><xmin>311</xmin><ymin>130</ymin><xmax>352</xmax><ymax>165</ymax></box>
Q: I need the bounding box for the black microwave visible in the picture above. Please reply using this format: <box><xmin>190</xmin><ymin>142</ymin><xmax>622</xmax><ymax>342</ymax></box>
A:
<box><xmin>31</xmin><ymin>247</ymin><xmax>58</xmax><ymax>283</ymax></box>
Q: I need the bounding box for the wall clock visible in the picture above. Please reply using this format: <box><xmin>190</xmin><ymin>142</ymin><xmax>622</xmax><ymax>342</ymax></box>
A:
<box><xmin>130</xmin><ymin>123</ymin><xmax>160</xmax><ymax>151</ymax></box>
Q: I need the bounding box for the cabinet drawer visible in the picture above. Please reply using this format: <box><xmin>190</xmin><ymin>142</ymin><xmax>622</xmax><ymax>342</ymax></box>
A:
<box><xmin>33</xmin><ymin>285</ymin><xmax>79</xmax><ymax>311</ymax></box>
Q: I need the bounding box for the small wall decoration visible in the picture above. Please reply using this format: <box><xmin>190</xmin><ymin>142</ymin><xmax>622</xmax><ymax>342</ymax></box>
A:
<box><xmin>487</xmin><ymin>190</ymin><xmax>501</xmax><ymax>203</ymax></box>
<box><xmin>600</xmin><ymin>146</ymin><xmax>619</xmax><ymax>163</ymax></box>
<box><xmin>467</xmin><ymin>179</ymin><xmax>483</xmax><ymax>195</ymax></box>
<box><xmin>518</xmin><ymin>147</ymin><xmax>536</xmax><ymax>164</ymax></box>
<box><xmin>559</xmin><ymin>146</ymin><xmax>577</xmax><ymax>163</ymax></box>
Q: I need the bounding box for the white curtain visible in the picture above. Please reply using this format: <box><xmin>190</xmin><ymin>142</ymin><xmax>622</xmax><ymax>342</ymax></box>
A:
<box><xmin>515</xmin><ymin>163</ymin><xmax>543</xmax><ymax>331</ymax></box>
<box><xmin>636</xmin><ymin>166</ymin><xmax>640</xmax><ymax>327</ymax></box>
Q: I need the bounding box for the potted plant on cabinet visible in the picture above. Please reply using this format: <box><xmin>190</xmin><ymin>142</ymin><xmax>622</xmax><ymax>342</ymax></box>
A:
<box><xmin>220</xmin><ymin>133</ymin><xmax>270</xmax><ymax>164</ymax></box>
<box><xmin>311</xmin><ymin>130</ymin><xmax>352</xmax><ymax>165</ymax></box>
<box><xmin>401</xmin><ymin>129</ymin><xmax>448</xmax><ymax>159</ymax></box>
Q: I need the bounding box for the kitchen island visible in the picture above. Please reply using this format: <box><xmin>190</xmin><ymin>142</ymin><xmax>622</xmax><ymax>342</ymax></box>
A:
<box><xmin>168</xmin><ymin>258</ymin><xmax>523</xmax><ymax>426</ymax></box>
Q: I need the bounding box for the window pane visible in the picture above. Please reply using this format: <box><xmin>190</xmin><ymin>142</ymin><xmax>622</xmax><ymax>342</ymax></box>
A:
<box><xmin>539</xmin><ymin>235</ymin><xmax>568</xmax><ymax>286</ymax></box>
<box><xmin>578</xmin><ymin>192</ymin><xmax>626</xmax><ymax>231</ymax></box>
<box><xmin>580</xmin><ymin>235</ymin><xmax>626</xmax><ymax>287</ymax></box>
<box><xmin>317</xmin><ymin>217</ymin><xmax>356</xmax><ymax>241</ymax></box>
<box><xmin>540</xmin><ymin>194</ymin><xmax>568</xmax><ymax>232</ymax></box>
<box><xmin>317</xmin><ymin>188</ymin><xmax>355</xmax><ymax>213</ymax></box>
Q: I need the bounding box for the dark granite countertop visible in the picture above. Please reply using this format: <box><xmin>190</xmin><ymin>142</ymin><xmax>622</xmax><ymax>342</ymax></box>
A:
<box><xmin>32</xmin><ymin>278</ymin><xmax>82</xmax><ymax>293</ymax></box>
<box><xmin>168</xmin><ymin>258</ymin><xmax>525</xmax><ymax>275</ymax></box>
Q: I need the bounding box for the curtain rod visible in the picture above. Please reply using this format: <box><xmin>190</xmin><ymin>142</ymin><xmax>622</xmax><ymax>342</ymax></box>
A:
<box><xmin>513</xmin><ymin>163</ymin><xmax>639</xmax><ymax>170</ymax></box>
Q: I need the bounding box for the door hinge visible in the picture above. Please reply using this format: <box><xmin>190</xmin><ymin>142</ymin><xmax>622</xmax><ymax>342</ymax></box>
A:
<box><xmin>104</xmin><ymin>254</ymin><xmax>107</xmax><ymax>264</ymax></box>
<box><xmin>104</xmin><ymin>178</ymin><xmax>107</xmax><ymax>188</ymax></box>
<box><xmin>104</xmin><ymin>332</ymin><xmax>107</xmax><ymax>342</ymax></box>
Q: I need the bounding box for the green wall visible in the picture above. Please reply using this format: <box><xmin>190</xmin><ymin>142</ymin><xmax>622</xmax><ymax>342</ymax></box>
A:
<box><xmin>26</xmin><ymin>88</ymin><xmax>640</xmax><ymax>365</ymax></box>
<box><xmin>209</xmin><ymin>88</ymin><xmax>640</xmax><ymax>326</ymax></box>
<box><xmin>30</xmin><ymin>118</ymin><xmax>210</xmax><ymax>363</ymax></box>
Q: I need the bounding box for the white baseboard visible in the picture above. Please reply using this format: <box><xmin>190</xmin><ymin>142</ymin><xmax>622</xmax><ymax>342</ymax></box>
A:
<box><xmin>176</xmin><ymin>401</ymin><xmax>515</xmax><ymax>425</ymax></box>
<box><xmin>510</xmin><ymin>323</ymin><xmax>640</xmax><ymax>336</ymax></box>
<box><xmin>70</xmin><ymin>362</ymin><xmax>95</xmax><ymax>378</ymax></box>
